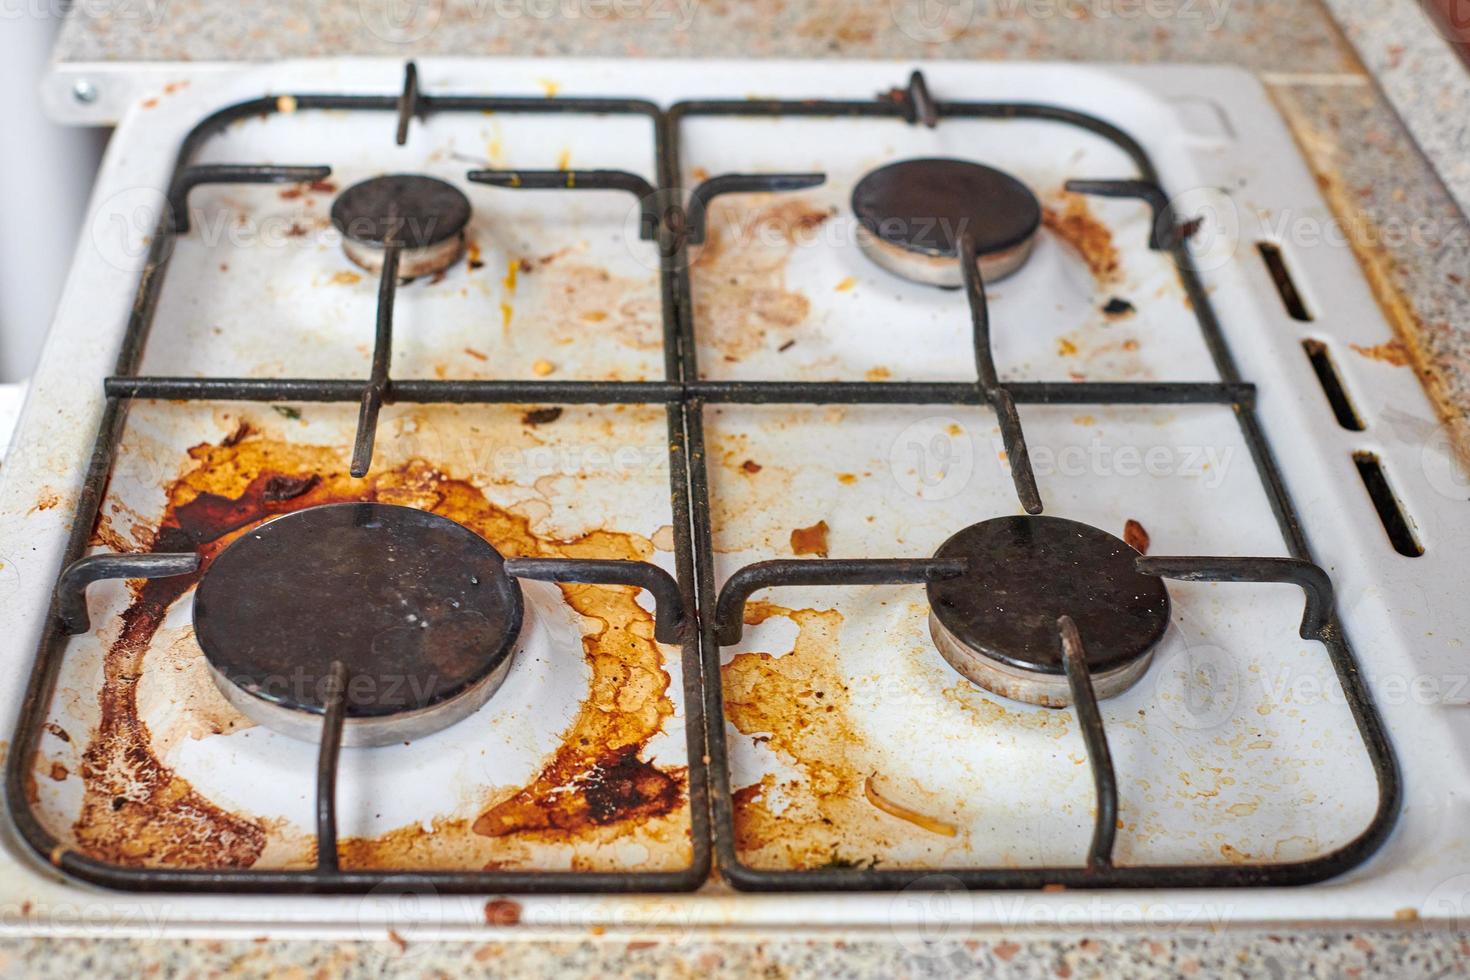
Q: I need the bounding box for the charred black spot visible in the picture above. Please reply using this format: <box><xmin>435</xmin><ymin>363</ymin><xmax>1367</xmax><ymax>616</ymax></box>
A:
<box><xmin>581</xmin><ymin>749</ymin><xmax>681</xmax><ymax>826</ymax></box>
<box><xmin>521</xmin><ymin>407</ymin><xmax>564</xmax><ymax>426</ymax></box>
<box><xmin>262</xmin><ymin>473</ymin><xmax>321</xmax><ymax>503</ymax></box>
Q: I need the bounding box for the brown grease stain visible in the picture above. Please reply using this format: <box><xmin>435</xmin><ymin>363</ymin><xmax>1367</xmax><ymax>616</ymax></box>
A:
<box><xmin>484</xmin><ymin>898</ymin><xmax>522</xmax><ymax>925</ymax></box>
<box><xmin>72</xmin><ymin>427</ymin><xmax>685</xmax><ymax>871</ymax></box>
<box><xmin>30</xmin><ymin>489</ymin><xmax>61</xmax><ymax>513</ymax></box>
<box><xmin>1350</xmin><ymin>339</ymin><xmax>1412</xmax><ymax>367</ymax></box>
<box><xmin>722</xmin><ymin>602</ymin><xmax>967</xmax><ymax>870</ymax></box>
<box><xmin>691</xmin><ymin>197</ymin><xmax>833</xmax><ymax>365</ymax></box>
<box><xmin>790</xmin><ymin>520</ymin><xmax>830</xmax><ymax>557</ymax></box>
<box><xmin>1043</xmin><ymin>194</ymin><xmax>1121</xmax><ymax>283</ymax></box>
<box><xmin>723</xmin><ymin>602</ymin><xmax>872</xmax><ymax>869</ymax></box>
<box><xmin>1123</xmin><ymin>518</ymin><xmax>1150</xmax><ymax>555</ymax></box>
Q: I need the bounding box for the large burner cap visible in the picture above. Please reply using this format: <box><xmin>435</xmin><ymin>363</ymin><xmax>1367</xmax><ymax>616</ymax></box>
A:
<box><xmin>926</xmin><ymin>516</ymin><xmax>1169</xmax><ymax>707</ymax></box>
<box><xmin>193</xmin><ymin>502</ymin><xmax>522</xmax><ymax>746</ymax></box>
<box><xmin>852</xmin><ymin>157</ymin><xmax>1041</xmax><ymax>287</ymax></box>
<box><xmin>330</xmin><ymin>174</ymin><xmax>471</xmax><ymax>277</ymax></box>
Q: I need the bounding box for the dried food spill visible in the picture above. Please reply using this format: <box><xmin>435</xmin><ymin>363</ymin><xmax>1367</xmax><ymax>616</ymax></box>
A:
<box><xmin>691</xmin><ymin>197</ymin><xmax>834</xmax><ymax>366</ymax></box>
<box><xmin>722</xmin><ymin>602</ymin><xmax>981</xmax><ymax>870</ymax></box>
<box><xmin>1043</xmin><ymin>193</ymin><xmax>1121</xmax><ymax>283</ymax></box>
<box><xmin>65</xmin><ymin>425</ymin><xmax>686</xmax><ymax>871</ymax></box>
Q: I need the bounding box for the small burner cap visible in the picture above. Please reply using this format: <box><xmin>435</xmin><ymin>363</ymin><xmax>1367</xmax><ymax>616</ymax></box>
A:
<box><xmin>852</xmin><ymin>158</ymin><xmax>1041</xmax><ymax>287</ymax></box>
<box><xmin>927</xmin><ymin>516</ymin><xmax>1169</xmax><ymax>706</ymax></box>
<box><xmin>193</xmin><ymin>503</ymin><xmax>522</xmax><ymax>746</ymax></box>
<box><xmin>330</xmin><ymin>174</ymin><xmax>471</xmax><ymax>277</ymax></box>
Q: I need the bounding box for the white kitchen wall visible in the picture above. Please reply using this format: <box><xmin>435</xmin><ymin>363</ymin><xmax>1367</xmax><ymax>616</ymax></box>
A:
<box><xmin>0</xmin><ymin>8</ymin><xmax>108</xmax><ymax>385</ymax></box>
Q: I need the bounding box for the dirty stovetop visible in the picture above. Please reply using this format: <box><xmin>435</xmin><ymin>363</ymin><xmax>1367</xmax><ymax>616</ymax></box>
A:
<box><xmin>18</xmin><ymin>0</ymin><xmax>1470</xmax><ymax>974</ymax></box>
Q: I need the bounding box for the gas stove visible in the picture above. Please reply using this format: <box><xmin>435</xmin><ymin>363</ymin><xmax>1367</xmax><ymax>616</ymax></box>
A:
<box><xmin>0</xmin><ymin>58</ymin><xmax>1466</xmax><ymax>938</ymax></box>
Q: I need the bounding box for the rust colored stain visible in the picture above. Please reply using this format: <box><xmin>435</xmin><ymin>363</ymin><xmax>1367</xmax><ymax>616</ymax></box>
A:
<box><xmin>473</xmin><ymin>746</ymin><xmax>681</xmax><ymax>838</ymax></box>
<box><xmin>1350</xmin><ymin>339</ymin><xmax>1411</xmax><ymax>367</ymax></box>
<box><xmin>723</xmin><ymin>603</ymin><xmax>960</xmax><ymax>869</ymax></box>
<box><xmin>484</xmin><ymin>898</ymin><xmax>522</xmax><ymax>925</ymax></box>
<box><xmin>515</xmin><ymin>259</ymin><xmax>661</xmax><ymax>358</ymax></box>
<box><xmin>790</xmin><ymin>520</ymin><xmax>830</xmax><ymax>557</ymax></box>
<box><xmin>1123</xmin><ymin>519</ymin><xmax>1150</xmax><ymax>555</ymax></box>
<box><xmin>71</xmin><ymin>427</ymin><xmax>685</xmax><ymax>871</ymax></box>
<box><xmin>722</xmin><ymin>602</ymin><xmax>971</xmax><ymax>870</ymax></box>
<box><xmin>723</xmin><ymin>602</ymin><xmax>876</xmax><ymax>869</ymax></box>
<box><xmin>31</xmin><ymin>489</ymin><xmax>62</xmax><ymax>513</ymax></box>
<box><xmin>1042</xmin><ymin>194</ymin><xmax>1121</xmax><ymax>283</ymax></box>
<box><xmin>723</xmin><ymin>601</ymin><xmax>1068</xmax><ymax>871</ymax></box>
<box><xmin>278</xmin><ymin>180</ymin><xmax>337</xmax><ymax>200</ymax></box>
<box><xmin>691</xmin><ymin>197</ymin><xmax>833</xmax><ymax>364</ymax></box>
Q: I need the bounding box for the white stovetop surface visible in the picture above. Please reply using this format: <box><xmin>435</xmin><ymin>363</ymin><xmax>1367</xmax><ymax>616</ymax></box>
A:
<box><xmin>0</xmin><ymin>58</ymin><xmax>1467</xmax><ymax>939</ymax></box>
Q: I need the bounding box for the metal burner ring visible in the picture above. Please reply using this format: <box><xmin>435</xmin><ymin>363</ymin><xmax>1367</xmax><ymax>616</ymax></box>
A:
<box><xmin>925</xmin><ymin>515</ymin><xmax>1170</xmax><ymax>707</ymax></box>
<box><xmin>193</xmin><ymin>502</ymin><xmax>523</xmax><ymax>747</ymax></box>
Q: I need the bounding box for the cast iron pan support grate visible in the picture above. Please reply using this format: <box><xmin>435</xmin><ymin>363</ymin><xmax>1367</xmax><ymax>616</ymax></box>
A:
<box><xmin>665</xmin><ymin>74</ymin><xmax>1399</xmax><ymax>891</ymax></box>
<box><xmin>54</xmin><ymin>545</ymin><xmax>690</xmax><ymax>875</ymax></box>
<box><xmin>4</xmin><ymin>64</ymin><xmax>719</xmax><ymax>895</ymax></box>
<box><xmin>3</xmin><ymin>64</ymin><xmax>1400</xmax><ymax>895</ymax></box>
<box><xmin>709</xmin><ymin>551</ymin><xmax>1366</xmax><ymax>889</ymax></box>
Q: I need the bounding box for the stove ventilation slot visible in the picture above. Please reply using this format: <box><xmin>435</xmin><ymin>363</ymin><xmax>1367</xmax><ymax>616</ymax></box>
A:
<box><xmin>1353</xmin><ymin>451</ymin><xmax>1424</xmax><ymax>557</ymax></box>
<box><xmin>1257</xmin><ymin>241</ymin><xmax>1312</xmax><ymax>322</ymax></box>
<box><xmin>1301</xmin><ymin>339</ymin><xmax>1364</xmax><ymax>431</ymax></box>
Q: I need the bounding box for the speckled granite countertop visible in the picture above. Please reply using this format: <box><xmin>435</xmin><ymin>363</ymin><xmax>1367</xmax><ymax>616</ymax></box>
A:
<box><xmin>26</xmin><ymin>1</ymin><xmax>1470</xmax><ymax>976</ymax></box>
<box><xmin>4</xmin><ymin>930</ymin><xmax>1470</xmax><ymax>978</ymax></box>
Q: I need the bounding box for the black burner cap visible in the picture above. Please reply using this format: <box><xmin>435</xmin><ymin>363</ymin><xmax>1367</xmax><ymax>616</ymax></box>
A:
<box><xmin>193</xmin><ymin>503</ymin><xmax>522</xmax><ymax>719</ymax></box>
<box><xmin>330</xmin><ymin>174</ymin><xmax>471</xmax><ymax>249</ymax></box>
<box><xmin>851</xmin><ymin>157</ymin><xmax>1040</xmax><ymax>258</ymax></box>
<box><xmin>927</xmin><ymin>516</ymin><xmax>1170</xmax><ymax>676</ymax></box>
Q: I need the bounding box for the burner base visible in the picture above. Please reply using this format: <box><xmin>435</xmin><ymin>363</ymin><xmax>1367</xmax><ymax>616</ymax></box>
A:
<box><xmin>856</xmin><ymin>222</ymin><xmax>1035</xmax><ymax>287</ymax></box>
<box><xmin>342</xmin><ymin>233</ymin><xmax>466</xmax><ymax>279</ymax></box>
<box><xmin>331</xmin><ymin>174</ymin><xmax>472</xmax><ymax>279</ymax></box>
<box><xmin>205</xmin><ymin>647</ymin><xmax>516</xmax><ymax>747</ymax></box>
<box><xmin>193</xmin><ymin>503</ymin><xmax>524</xmax><ymax>747</ymax></box>
<box><xmin>929</xmin><ymin>610</ymin><xmax>1155</xmax><ymax>707</ymax></box>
